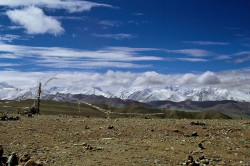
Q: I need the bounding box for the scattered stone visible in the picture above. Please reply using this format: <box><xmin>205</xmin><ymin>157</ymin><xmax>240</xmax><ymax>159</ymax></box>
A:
<box><xmin>198</xmin><ymin>143</ymin><xmax>205</xmax><ymax>150</ymax></box>
<box><xmin>174</xmin><ymin>129</ymin><xmax>179</xmax><ymax>132</ymax></box>
<box><xmin>199</xmin><ymin>156</ymin><xmax>205</xmax><ymax>160</ymax></box>
<box><xmin>85</xmin><ymin>145</ymin><xmax>93</xmax><ymax>150</ymax></box>
<box><xmin>0</xmin><ymin>114</ymin><xmax>20</xmax><ymax>121</ymax></box>
<box><xmin>84</xmin><ymin>125</ymin><xmax>90</xmax><ymax>130</ymax></box>
<box><xmin>184</xmin><ymin>156</ymin><xmax>203</xmax><ymax>166</ymax></box>
<box><xmin>107</xmin><ymin>125</ymin><xmax>115</xmax><ymax>129</ymax></box>
<box><xmin>19</xmin><ymin>153</ymin><xmax>30</xmax><ymax>162</ymax></box>
<box><xmin>190</xmin><ymin>121</ymin><xmax>205</xmax><ymax>126</ymax></box>
<box><xmin>96</xmin><ymin>147</ymin><xmax>103</xmax><ymax>150</ymax></box>
<box><xmin>73</xmin><ymin>143</ymin><xmax>87</xmax><ymax>146</ymax></box>
<box><xmin>191</xmin><ymin>132</ymin><xmax>198</xmax><ymax>137</ymax></box>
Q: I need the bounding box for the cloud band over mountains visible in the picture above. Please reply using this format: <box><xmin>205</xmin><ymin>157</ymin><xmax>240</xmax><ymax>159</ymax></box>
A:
<box><xmin>0</xmin><ymin>70</ymin><xmax>250</xmax><ymax>90</ymax></box>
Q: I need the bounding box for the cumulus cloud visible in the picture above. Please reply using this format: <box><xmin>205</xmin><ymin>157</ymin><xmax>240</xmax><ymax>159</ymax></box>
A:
<box><xmin>197</xmin><ymin>71</ymin><xmax>221</xmax><ymax>84</ymax></box>
<box><xmin>177</xmin><ymin>73</ymin><xmax>196</xmax><ymax>85</ymax></box>
<box><xmin>6</xmin><ymin>6</ymin><xmax>64</xmax><ymax>35</ymax></box>
<box><xmin>0</xmin><ymin>0</ymin><xmax>112</xmax><ymax>13</ymax></box>
<box><xmin>0</xmin><ymin>70</ymin><xmax>250</xmax><ymax>90</ymax></box>
<box><xmin>133</xmin><ymin>72</ymin><xmax>170</xmax><ymax>86</ymax></box>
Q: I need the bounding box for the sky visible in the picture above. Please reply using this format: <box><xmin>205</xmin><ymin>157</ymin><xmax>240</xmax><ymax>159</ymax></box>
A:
<box><xmin>0</xmin><ymin>0</ymin><xmax>250</xmax><ymax>90</ymax></box>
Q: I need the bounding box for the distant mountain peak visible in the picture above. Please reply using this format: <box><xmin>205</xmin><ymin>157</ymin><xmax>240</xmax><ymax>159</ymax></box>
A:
<box><xmin>0</xmin><ymin>83</ymin><xmax>249</xmax><ymax>103</ymax></box>
<box><xmin>0</xmin><ymin>82</ymin><xmax>15</xmax><ymax>89</ymax></box>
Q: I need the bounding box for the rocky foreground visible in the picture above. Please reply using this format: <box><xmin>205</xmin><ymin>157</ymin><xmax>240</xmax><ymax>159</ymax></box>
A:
<box><xmin>0</xmin><ymin>115</ymin><xmax>249</xmax><ymax>166</ymax></box>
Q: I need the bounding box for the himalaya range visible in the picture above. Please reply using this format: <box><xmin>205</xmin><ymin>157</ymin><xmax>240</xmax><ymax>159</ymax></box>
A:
<box><xmin>0</xmin><ymin>82</ymin><xmax>249</xmax><ymax>103</ymax></box>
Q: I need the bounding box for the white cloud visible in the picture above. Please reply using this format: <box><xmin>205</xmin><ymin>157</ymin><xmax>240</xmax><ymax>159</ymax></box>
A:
<box><xmin>0</xmin><ymin>63</ymin><xmax>19</xmax><ymax>67</ymax></box>
<box><xmin>56</xmin><ymin>16</ymin><xmax>87</xmax><ymax>21</ymax></box>
<box><xmin>92</xmin><ymin>33</ymin><xmax>137</xmax><ymax>40</ymax></box>
<box><xmin>0</xmin><ymin>42</ymin><xmax>162</xmax><ymax>69</ymax></box>
<box><xmin>6</xmin><ymin>6</ymin><xmax>64</xmax><ymax>35</ymax></box>
<box><xmin>215</xmin><ymin>55</ymin><xmax>231</xmax><ymax>60</ymax></box>
<box><xmin>0</xmin><ymin>70</ymin><xmax>45</xmax><ymax>89</ymax></box>
<box><xmin>1</xmin><ymin>70</ymin><xmax>250</xmax><ymax>90</ymax></box>
<box><xmin>176</xmin><ymin>58</ymin><xmax>208</xmax><ymax>62</ymax></box>
<box><xmin>7</xmin><ymin>25</ymin><xmax>22</xmax><ymax>30</ymax></box>
<box><xmin>38</xmin><ymin>61</ymin><xmax>148</xmax><ymax>69</ymax></box>
<box><xmin>0</xmin><ymin>34</ymin><xmax>21</xmax><ymax>42</ymax></box>
<box><xmin>166</xmin><ymin>49</ymin><xmax>211</xmax><ymax>57</ymax></box>
<box><xmin>234</xmin><ymin>51</ymin><xmax>250</xmax><ymax>63</ymax></box>
<box><xmin>177</xmin><ymin>73</ymin><xmax>196</xmax><ymax>85</ymax></box>
<box><xmin>197</xmin><ymin>71</ymin><xmax>221</xmax><ymax>84</ymax></box>
<box><xmin>99</xmin><ymin>20</ymin><xmax>122</xmax><ymax>27</ymax></box>
<box><xmin>234</xmin><ymin>56</ymin><xmax>250</xmax><ymax>63</ymax></box>
<box><xmin>0</xmin><ymin>53</ymin><xmax>20</xmax><ymax>59</ymax></box>
<box><xmin>183</xmin><ymin>41</ymin><xmax>230</xmax><ymax>46</ymax></box>
<box><xmin>0</xmin><ymin>0</ymin><xmax>113</xmax><ymax>13</ymax></box>
<box><xmin>234</xmin><ymin>51</ymin><xmax>250</xmax><ymax>56</ymax></box>
<box><xmin>133</xmin><ymin>71</ymin><xmax>170</xmax><ymax>86</ymax></box>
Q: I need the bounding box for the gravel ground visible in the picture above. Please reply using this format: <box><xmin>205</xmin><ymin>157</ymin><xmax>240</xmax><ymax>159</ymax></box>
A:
<box><xmin>0</xmin><ymin>115</ymin><xmax>249</xmax><ymax>166</ymax></box>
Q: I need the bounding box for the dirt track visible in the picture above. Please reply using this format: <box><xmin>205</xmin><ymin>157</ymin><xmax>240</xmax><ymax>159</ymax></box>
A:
<box><xmin>0</xmin><ymin>115</ymin><xmax>249</xmax><ymax>165</ymax></box>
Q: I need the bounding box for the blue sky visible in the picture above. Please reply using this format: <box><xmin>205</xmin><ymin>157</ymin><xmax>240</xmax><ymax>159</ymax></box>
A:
<box><xmin>0</xmin><ymin>0</ymin><xmax>250</xmax><ymax>89</ymax></box>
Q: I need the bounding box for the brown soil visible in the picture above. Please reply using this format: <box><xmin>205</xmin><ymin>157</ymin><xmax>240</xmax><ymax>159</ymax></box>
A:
<box><xmin>0</xmin><ymin>115</ymin><xmax>249</xmax><ymax>166</ymax></box>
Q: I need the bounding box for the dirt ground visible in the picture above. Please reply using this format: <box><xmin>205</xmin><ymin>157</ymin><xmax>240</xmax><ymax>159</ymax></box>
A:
<box><xmin>0</xmin><ymin>115</ymin><xmax>249</xmax><ymax>166</ymax></box>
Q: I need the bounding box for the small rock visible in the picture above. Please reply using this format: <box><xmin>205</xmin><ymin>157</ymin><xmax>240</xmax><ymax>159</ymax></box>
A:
<box><xmin>199</xmin><ymin>156</ymin><xmax>205</xmax><ymax>160</ymax></box>
<box><xmin>107</xmin><ymin>125</ymin><xmax>114</xmax><ymax>129</ymax></box>
<box><xmin>198</xmin><ymin>143</ymin><xmax>205</xmax><ymax>149</ymax></box>
<box><xmin>174</xmin><ymin>129</ymin><xmax>179</xmax><ymax>132</ymax></box>
<box><xmin>184</xmin><ymin>133</ymin><xmax>190</xmax><ymax>137</ymax></box>
<box><xmin>191</xmin><ymin>132</ymin><xmax>198</xmax><ymax>137</ymax></box>
<box><xmin>96</xmin><ymin>147</ymin><xmax>103</xmax><ymax>150</ymax></box>
<box><xmin>20</xmin><ymin>154</ymin><xmax>30</xmax><ymax>162</ymax></box>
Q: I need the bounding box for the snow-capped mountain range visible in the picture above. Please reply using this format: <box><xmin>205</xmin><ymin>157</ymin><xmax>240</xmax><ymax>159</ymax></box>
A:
<box><xmin>0</xmin><ymin>82</ymin><xmax>249</xmax><ymax>102</ymax></box>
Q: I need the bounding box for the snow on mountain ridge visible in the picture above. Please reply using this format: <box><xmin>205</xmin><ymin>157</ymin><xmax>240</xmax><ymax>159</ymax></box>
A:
<box><xmin>0</xmin><ymin>83</ymin><xmax>249</xmax><ymax>102</ymax></box>
<box><xmin>0</xmin><ymin>82</ymin><xmax>15</xmax><ymax>89</ymax></box>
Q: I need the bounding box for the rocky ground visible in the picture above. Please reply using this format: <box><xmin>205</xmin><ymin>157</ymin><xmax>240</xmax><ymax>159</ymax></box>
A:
<box><xmin>0</xmin><ymin>115</ymin><xmax>249</xmax><ymax>166</ymax></box>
